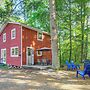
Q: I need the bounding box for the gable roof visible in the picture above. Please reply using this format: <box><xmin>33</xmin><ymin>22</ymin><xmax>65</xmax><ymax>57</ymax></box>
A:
<box><xmin>0</xmin><ymin>22</ymin><xmax>50</xmax><ymax>35</ymax></box>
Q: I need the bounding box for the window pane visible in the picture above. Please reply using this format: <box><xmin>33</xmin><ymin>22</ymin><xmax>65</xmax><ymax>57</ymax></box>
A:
<box><xmin>15</xmin><ymin>48</ymin><xmax>18</xmax><ymax>55</ymax></box>
<box><xmin>11</xmin><ymin>29</ymin><xmax>16</xmax><ymax>39</ymax></box>
<box><xmin>12</xmin><ymin>48</ymin><xmax>14</xmax><ymax>55</ymax></box>
<box><xmin>37</xmin><ymin>51</ymin><xmax>42</xmax><ymax>56</ymax></box>
<box><xmin>12</xmin><ymin>31</ymin><xmax>15</xmax><ymax>38</ymax></box>
<box><xmin>38</xmin><ymin>32</ymin><xmax>42</xmax><ymax>40</ymax></box>
<box><xmin>3</xmin><ymin>33</ymin><xmax>6</xmax><ymax>42</ymax></box>
<box><xmin>3</xmin><ymin>50</ymin><xmax>6</xmax><ymax>57</ymax></box>
<box><xmin>38</xmin><ymin>51</ymin><xmax>40</xmax><ymax>55</ymax></box>
<box><xmin>28</xmin><ymin>48</ymin><xmax>31</xmax><ymax>56</ymax></box>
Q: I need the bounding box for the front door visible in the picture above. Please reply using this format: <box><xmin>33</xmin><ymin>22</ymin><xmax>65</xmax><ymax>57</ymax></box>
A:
<box><xmin>26</xmin><ymin>47</ymin><xmax>34</xmax><ymax>65</ymax></box>
<box><xmin>1</xmin><ymin>49</ymin><xmax>6</xmax><ymax>64</ymax></box>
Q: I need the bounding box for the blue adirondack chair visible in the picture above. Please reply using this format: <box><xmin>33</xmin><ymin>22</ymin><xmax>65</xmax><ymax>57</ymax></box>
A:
<box><xmin>76</xmin><ymin>64</ymin><xmax>90</xmax><ymax>79</ymax></box>
<box><xmin>66</xmin><ymin>60</ymin><xmax>72</xmax><ymax>70</ymax></box>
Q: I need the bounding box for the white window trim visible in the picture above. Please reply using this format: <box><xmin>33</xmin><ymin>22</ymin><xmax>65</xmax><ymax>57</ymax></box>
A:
<box><xmin>37</xmin><ymin>51</ymin><xmax>42</xmax><ymax>56</ymax></box>
<box><xmin>37</xmin><ymin>32</ymin><xmax>43</xmax><ymax>41</ymax></box>
<box><xmin>11</xmin><ymin>28</ymin><xmax>16</xmax><ymax>39</ymax></box>
<box><xmin>10</xmin><ymin>46</ymin><xmax>19</xmax><ymax>57</ymax></box>
<box><xmin>1</xmin><ymin>48</ymin><xmax>6</xmax><ymax>58</ymax></box>
<box><xmin>3</xmin><ymin>33</ymin><xmax>6</xmax><ymax>42</ymax></box>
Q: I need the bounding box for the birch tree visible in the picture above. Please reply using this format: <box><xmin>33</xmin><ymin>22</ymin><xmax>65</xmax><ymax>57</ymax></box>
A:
<box><xmin>49</xmin><ymin>0</ymin><xmax>60</xmax><ymax>68</ymax></box>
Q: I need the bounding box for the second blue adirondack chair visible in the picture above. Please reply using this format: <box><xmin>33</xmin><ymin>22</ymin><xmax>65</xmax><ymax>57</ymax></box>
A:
<box><xmin>70</xmin><ymin>61</ymin><xmax>80</xmax><ymax>70</ymax></box>
<box><xmin>76</xmin><ymin>64</ymin><xmax>90</xmax><ymax>79</ymax></box>
<box><xmin>70</xmin><ymin>61</ymin><xmax>77</xmax><ymax>70</ymax></box>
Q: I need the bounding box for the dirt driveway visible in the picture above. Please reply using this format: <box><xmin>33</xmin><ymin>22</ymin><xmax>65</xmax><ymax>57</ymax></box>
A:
<box><xmin>0</xmin><ymin>68</ymin><xmax>90</xmax><ymax>90</ymax></box>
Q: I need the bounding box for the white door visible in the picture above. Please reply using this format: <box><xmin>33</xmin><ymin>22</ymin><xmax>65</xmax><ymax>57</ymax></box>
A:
<box><xmin>26</xmin><ymin>47</ymin><xmax>34</xmax><ymax>65</ymax></box>
<box><xmin>1</xmin><ymin>49</ymin><xmax>6</xmax><ymax>64</ymax></box>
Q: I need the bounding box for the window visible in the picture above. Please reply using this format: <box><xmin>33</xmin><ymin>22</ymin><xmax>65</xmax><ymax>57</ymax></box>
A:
<box><xmin>11</xmin><ymin>28</ymin><xmax>16</xmax><ymax>39</ymax></box>
<box><xmin>37</xmin><ymin>51</ymin><xmax>42</xmax><ymax>56</ymax></box>
<box><xmin>11</xmin><ymin>47</ymin><xmax>19</xmax><ymax>57</ymax></box>
<box><xmin>3</xmin><ymin>33</ymin><xmax>6</xmax><ymax>42</ymax></box>
<box><xmin>1</xmin><ymin>48</ymin><xmax>6</xmax><ymax>58</ymax></box>
<box><xmin>1</xmin><ymin>48</ymin><xmax>6</xmax><ymax>64</ymax></box>
<box><xmin>37</xmin><ymin>32</ymin><xmax>43</xmax><ymax>41</ymax></box>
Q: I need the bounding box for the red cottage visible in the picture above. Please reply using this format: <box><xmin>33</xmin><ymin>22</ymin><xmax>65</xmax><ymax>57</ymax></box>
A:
<box><xmin>0</xmin><ymin>22</ymin><xmax>52</xmax><ymax>67</ymax></box>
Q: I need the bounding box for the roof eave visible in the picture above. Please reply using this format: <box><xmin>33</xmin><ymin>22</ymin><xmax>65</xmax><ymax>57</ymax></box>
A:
<box><xmin>0</xmin><ymin>22</ymin><xmax>50</xmax><ymax>36</ymax></box>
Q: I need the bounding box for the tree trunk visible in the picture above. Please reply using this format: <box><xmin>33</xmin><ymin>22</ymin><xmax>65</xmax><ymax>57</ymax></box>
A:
<box><xmin>81</xmin><ymin>2</ymin><xmax>85</xmax><ymax>62</ymax></box>
<box><xmin>85</xmin><ymin>16</ymin><xmax>89</xmax><ymax>59</ymax></box>
<box><xmin>68</xmin><ymin>0</ymin><xmax>72</xmax><ymax>62</ymax></box>
<box><xmin>49</xmin><ymin>0</ymin><xmax>60</xmax><ymax>69</ymax></box>
<box><xmin>58</xmin><ymin>34</ymin><xmax>62</xmax><ymax>67</ymax></box>
<box><xmin>80</xmin><ymin>2</ymin><xmax>84</xmax><ymax>62</ymax></box>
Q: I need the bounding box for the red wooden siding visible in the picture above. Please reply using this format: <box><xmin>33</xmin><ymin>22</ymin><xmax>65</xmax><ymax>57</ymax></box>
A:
<box><xmin>22</xmin><ymin>27</ymin><xmax>52</xmax><ymax>65</ymax></box>
<box><xmin>0</xmin><ymin>23</ymin><xmax>21</xmax><ymax>66</ymax></box>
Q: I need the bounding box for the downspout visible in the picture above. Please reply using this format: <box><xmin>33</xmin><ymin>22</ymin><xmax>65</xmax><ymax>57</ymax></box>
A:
<box><xmin>21</xmin><ymin>25</ymin><xmax>22</xmax><ymax>66</ymax></box>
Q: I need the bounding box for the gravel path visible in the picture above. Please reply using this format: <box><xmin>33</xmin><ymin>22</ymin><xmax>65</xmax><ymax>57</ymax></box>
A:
<box><xmin>0</xmin><ymin>69</ymin><xmax>90</xmax><ymax>90</ymax></box>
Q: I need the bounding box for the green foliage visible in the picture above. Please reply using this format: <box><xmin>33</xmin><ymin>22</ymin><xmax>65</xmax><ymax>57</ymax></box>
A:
<box><xmin>0</xmin><ymin>0</ymin><xmax>13</xmax><ymax>25</ymax></box>
<box><xmin>57</xmin><ymin>0</ymin><xmax>90</xmax><ymax>65</ymax></box>
<box><xmin>24</xmin><ymin>0</ymin><xmax>50</xmax><ymax>32</ymax></box>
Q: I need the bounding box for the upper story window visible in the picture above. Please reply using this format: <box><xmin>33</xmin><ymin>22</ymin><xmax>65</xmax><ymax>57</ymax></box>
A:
<box><xmin>37</xmin><ymin>32</ymin><xmax>43</xmax><ymax>41</ymax></box>
<box><xmin>11</xmin><ymin>47</ymin><xmax>19</xmax><ymax>57</ymax></box>
<box><xmin>11</xmin><ymin>28</ymin><xmax>16</xmax><ymax>39</ymax></box>
<box><xmin>3</xmin><ymin>33</ymin><xmax>6</xmax><ymax>42</ymax></box>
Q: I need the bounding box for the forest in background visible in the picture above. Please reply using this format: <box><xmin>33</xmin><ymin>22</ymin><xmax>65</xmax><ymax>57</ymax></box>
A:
<box><xmin>0</xmin><ymin>0</ymin><xmax>90</xmax><ymax>67</ymax></box>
